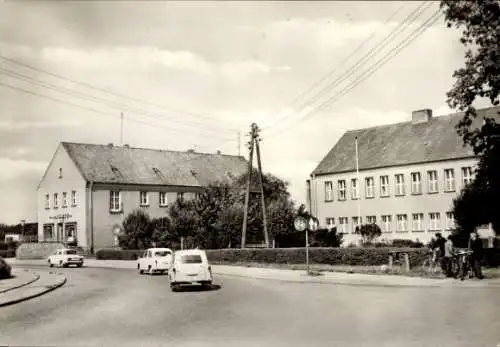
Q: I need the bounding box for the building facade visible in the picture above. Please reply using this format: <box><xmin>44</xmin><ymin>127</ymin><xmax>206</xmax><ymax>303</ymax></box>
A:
<box><xmin>37</xmin><ymin>142</ymin><xmax>248</xmax><ymax>253</ymax></box>
<box><xmin>307</xmin><ymin>106</ymin><xmax>499</xmax><ymax>245</ymax></box>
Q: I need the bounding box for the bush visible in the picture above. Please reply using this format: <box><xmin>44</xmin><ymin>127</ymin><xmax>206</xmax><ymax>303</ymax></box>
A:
<box><xmin>391</xmin><ymin>239</ymin><xmax>425</xmax><ymax>248</ymax></box>
<box><xmin>95</xmin><ymin>248</ymin><xmax>143</xmax><ymax>261</ymax></box>
<box><xmin>0</xmin><ymin>250</ymin><xmax>15</xmax><ymax>258</ymax></box>
<box><xmin>0</xmin><ymin>258</ymin><xmax>11</xmax><ymax>279</ymax></box>
<box><xmin>205</xmin><ymin>247</ymin><xmax>429</xmax><ymax>267</ymax></box>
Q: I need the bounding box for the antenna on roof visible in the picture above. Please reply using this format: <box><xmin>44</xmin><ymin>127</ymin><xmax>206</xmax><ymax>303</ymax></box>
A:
<box><xmin>120</xmin><ymin>112</ymin><xmax>124</xmax><ymax>146</ymax></box>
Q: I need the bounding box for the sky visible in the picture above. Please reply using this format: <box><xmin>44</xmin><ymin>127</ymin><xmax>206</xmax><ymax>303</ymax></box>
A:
<box><xmin>0</xmin><ymin>0</ymin><xmax>487</xmax><ymax>224</ymax></box>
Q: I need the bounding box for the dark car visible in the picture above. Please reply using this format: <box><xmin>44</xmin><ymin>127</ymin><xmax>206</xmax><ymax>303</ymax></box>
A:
<box><xmin>0</xmin><ymin>256</ymin><xmax>12</xmax><ymax>279</ymax></box>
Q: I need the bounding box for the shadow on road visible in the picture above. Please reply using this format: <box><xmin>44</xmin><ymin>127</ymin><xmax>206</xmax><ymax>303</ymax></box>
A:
<box><xmin>173</xmin><ymin>284</ymin><xmax>222</xmax><ymax>293</ymax></box>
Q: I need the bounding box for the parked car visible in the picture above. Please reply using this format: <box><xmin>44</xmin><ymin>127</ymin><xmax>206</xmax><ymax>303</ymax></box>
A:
<box><xmin>169</xmin><ymin>249</ymin><xmax>213</xmax><ymax>291</ymax></box>
<box><xmin>0</xmin><ymin>257</ymin><xmax>12</xmax><ymax>279</ymax></box>
<box><xmin>48</xmin><ymin>248</ymin><xmax>84</xmax><ymax>268</ymax></box>
<box><xmin>137</xmin><ymin>248</ymin><xmax>173</xmax><ymax>275</ymax></box>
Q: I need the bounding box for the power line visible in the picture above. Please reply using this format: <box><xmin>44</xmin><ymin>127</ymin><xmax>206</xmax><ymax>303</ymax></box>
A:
<box><xmin>0</xmin><ymin>54</ymin><xmax>240</xmax><ymax>129</ymax></box>
<box><xmin>285</xmin><ymin>1</ymin><xmax>409</xmax><ymax>111</ymax></box>
<box><xmin>262</xmin><ymin>1</ymin><xmax>432</xmax><ymax>132</ymax></box>
<box><xmin>0</xmin><ymin>66</ymin><xmax>234</xmax><ymax>135</ymax></box>
<box><xmin>0</xmin><ymin>81</ymin><xmax>235</xmax><ymax>141</ymax></box>
<box><xmin>264</xmin><ymin>8</ymin><xmax>444</xmax><ymax>140</ymax></box>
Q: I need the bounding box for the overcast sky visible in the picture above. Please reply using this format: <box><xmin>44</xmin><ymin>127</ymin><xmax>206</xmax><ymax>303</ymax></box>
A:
<box><xmin>0</xmin><ymin>0</ymin><xmax>487</xmax><ymax>224</ymax></box>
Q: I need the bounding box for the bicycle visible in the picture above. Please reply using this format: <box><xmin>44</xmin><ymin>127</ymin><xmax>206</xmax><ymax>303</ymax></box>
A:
<box><xmin>421</xmin><ymin>249</ymin><xmax>440</xmax><ymax>274</ymax></box>
<box><xmin>452</xmin><ymin>248</ymin><xmax>474</xmax><ymax>281</ymax></box>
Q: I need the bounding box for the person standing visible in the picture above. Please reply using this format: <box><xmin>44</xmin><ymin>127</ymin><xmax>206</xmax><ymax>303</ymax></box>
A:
<box><xmin>443</xmin><ymin>235</ymin><xmax>454</xmax><ymax>277</ymax></box>
<box><xmin>469</xmin><ymin>232</ymin><xmax>484</xmax><ymax>279</ymax></box>
<box><xmin>434</xmin><ymin>233</ymin><xmax>446</xmax><ymax>271</ymax></box>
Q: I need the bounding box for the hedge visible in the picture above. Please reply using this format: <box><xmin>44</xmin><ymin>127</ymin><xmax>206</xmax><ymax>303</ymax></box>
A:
<box><xmin>0</xmin><ymin>250</ymin><xmax>15</xmax><ymax>258</ymax></box>
<box><xmin>96</xmin><ymin>248</ymin><xmax>143</xmax><ymax>261</ymax></box>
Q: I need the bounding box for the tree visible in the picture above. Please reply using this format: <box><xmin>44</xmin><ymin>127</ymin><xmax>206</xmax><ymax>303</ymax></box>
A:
<box><xmin>151</xmin><ymin>217</ymin><xmax>172</xmax><ymax>248</ymax></box>
<box><xmin>355</xmin><ymin>224</ymin><xmax>382</xmax><ymax>244</ymax></box>
<box><xmin>118</xmin><ymin>209</ymin><xmax>155</xmax><ymax>250</ymax></box>
<box><xmin>441</xmin><ymin>0</ymin><xmax>500</xmax><ymax>234</ymax></box>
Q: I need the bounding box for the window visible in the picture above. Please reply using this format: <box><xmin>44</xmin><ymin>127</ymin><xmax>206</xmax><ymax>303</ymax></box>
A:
<box><xmin>58</xmin><ymin>168</ymin><xmax>63</xmax><ymax>179</ymax></box>
<box><xmin>110</xmin><ymin>191</ymin><xmax>121</xmax><ymax>212</ymax></box>
<box><xmin>339</xmin><ymin>217</ymin><xmax>349</xmax><ymax>234</ymax></box>
<box><xmin>462</xmin><ymin>167</ymin><xmax>473</xmax><ymax>186</ymax></box>
<box><xmin>140</xmin><ymin>191</ymin><xmax>149</xmax><ymax>206</ymax></box>
<box><xmin>352</xmin><ymin>217</ymin><xmax>362</xmax><ymax>233</ymax></box>
<box><xmin>181</xmin><ymin>255</ymin><xmax>203</xmax><ymax>264</ymax></box>
<box><xmin>71</xmin><ymin>191</ymin><xmax>77</xmax><ymax>206</ymax></box>
<box><xmin>366</xmin><ymin>215</ymin><xmax>376</xmax><ymax>225</ymax></box>
<box><xmin>380</xmin><ymin>175</ymin><xmax>390</xmax><ymax>197</ymax></box>
<box><xmin>325</xmin><ymin>181</ymin><xmax>333</xmax><ymax>201</ymax></box>
<box><xmin>395</xmin><ymin>174</ymin><xmax>405</xmax><ymax>196</ymax></box>
<box><xmin>351</xmin><ymin>178</ymin><xmax>359</xmax><ymax>199</ymax></box>
<box><xmin>53</xmin><ymin>193</ymin><xmax>59</xmax><ymax>209</ymax></box>
<box><xmin>444</xmin><ymin>169</ymin><xmax>455</xmax><ymax>192</ymax></box>
<box><xmin>44</xmin><ymin>194</ymin><xmax>50</xmax><ymax>209</ymax></box>
<box><xmin>446</xmin><ymin>212</ymin><xmax>455</xmax><ymax>230</ymax></box>
<box><xmin>43</xmin><ymin>224</ymin><xmax>54</xmax><ymax>241</ymax></box>
<box><xmin>338</xmin><ymin>180</ymin><xmax>346</xmax><ymax>200</ymax></box>
<box><xmin>412</xmin><ymin>213</ymin><xmax>424</xmax><ymax>232</ymax></box>
<box><xmin>177</xmin><ymin>192</ymin><xmax>184</xmax><ymax>201</ymax></box>
<box><xmin>427</xmin><ymin>170</ymin><xmax>438</xmax><ymax>193</ymax></box>
<box><xmin>159</xmin><ymin>192</ymin><xmax>168</xmax><ymax>206</ymax></box>
<box><xmin>411</xmin><ymin>172</ymin><xmax>422</xmax><ymax>194</ymax></box>
<box><xmin>62</xmin><ymin>192</ymin><xmax>68</xmax><ymax>208</ymax></box>
<box><xmin>365</xmin><ymin>177</ymin><xmax>375</xmax><ymax>198</ymax></box>
<box><xmin>429</xmin><ymin>213</ymin><xmax>441</xmax><ymax>231</ymax></box>
<box><xmin>381</xmin><ymin>215</ymin><xmax>392</xmax><ymax>233</ymax></box>
<box><xmin>396</xmin><ymin>214</ymin><xmax>408</xmax><ymax>232</ymax></box>
<box><xmin>325</xmin><ymin>217</ymin><xmax>335</xmax><ymax>228</ymax></box>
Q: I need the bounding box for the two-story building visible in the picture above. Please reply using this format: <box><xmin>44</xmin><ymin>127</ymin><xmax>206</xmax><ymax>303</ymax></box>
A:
<box><xmin>307</xmin><ymin>106</ymin><xmax>499</xmax><ymax>245</ymax></box>
<box><xmin>37</xmin><ymin>142</ymin><xmax>248</xmax><ymax>253</ymax></box>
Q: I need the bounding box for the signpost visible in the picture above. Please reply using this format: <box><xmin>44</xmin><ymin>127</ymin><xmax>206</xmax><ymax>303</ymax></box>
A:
<box><xmin>294</xmin><ymin>215</ymin><xmax>318</xmax><ymax>275</ymax></box>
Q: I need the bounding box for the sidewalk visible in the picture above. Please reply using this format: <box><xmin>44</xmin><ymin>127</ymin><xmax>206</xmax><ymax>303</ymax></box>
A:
<box><xmin>8</xmin><ymin>258</ymin><xmax>500</xmax><ymax>288</ymax></box>
<box><xmin>0</xmin><ymin>268</ymin><xmax>66</xmax><ymax>307</ymax></box>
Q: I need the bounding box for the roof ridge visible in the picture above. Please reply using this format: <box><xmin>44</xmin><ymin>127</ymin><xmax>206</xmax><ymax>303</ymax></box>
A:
<box><xmin>62</xmin><ymin>141</ymin><xmax>244</xmax><ymax>159</ymax></box>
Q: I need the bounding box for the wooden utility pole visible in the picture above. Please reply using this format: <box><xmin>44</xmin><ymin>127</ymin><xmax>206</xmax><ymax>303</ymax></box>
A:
<box><xmin>241</xmin><ymin>123</ymin><xmax>269</xmax><ymax>248</ymax></box>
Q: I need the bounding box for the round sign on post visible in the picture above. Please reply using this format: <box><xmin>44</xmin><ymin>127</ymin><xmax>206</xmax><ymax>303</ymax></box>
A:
<box><xmin>308</xmin><ymin>217</ymin><xmax>319</xmax><ymax>232</ymax></box>
<box><xmin>112</xmin><ymin>225</ymin><xmax>123</xmax><ymax>236</ymax></box>
<box><xmin>294</xmin><ymin>216</ymin><xmax>307</xmax><ymax>232</ymax></box>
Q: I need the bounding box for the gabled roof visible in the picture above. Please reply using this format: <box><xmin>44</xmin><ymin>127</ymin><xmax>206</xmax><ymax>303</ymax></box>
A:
<box><xmin>311</xmin><ymin>106</ymin><xmax>500</xmax><ymax>176</ymax></box>
<box><xmin>61</xmin><ymin>142</ymin><xmax>248</xmax><ymax>187</ymax></box>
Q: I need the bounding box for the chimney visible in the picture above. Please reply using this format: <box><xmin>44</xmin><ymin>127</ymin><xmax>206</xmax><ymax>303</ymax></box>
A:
<box><xmin>216</xmin><ymin>150</ymin><xmax>221</xmax><ymax>155</ymax></box>
<box><xmin>412</xmin><ymin>109</ymin><xmax>433</xmax><ymax>124</ymax></box>
<box><xmin>187</xmin><ymin>149</ymin><xmax>195</xmax><ymax>153</ymax></box>
<box><xmin>123</xmin><ymin>144</ymin><xmax>130</xmax><ymax>148</ymax></box>
<box><xmin>107</xmin><ymin>143</ymin><xmax>114</xmax><ymax>148</ymax></box>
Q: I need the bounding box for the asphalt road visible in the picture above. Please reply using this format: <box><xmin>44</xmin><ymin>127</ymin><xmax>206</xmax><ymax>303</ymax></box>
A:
<box><xmin>1</xmin><ymin>265</ymin><xmax>500</xmax><ymax>347</ymax></box>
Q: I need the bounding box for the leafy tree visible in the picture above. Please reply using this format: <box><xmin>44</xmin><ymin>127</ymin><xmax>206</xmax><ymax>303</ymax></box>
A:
<box><xmin>151</xmin><ymin>217</ymin><xmax>173</xmax><ymax>248</ymax></box>
<box><xmin>441</xmin><ymin>0</ymin><xmax>500</xmax><ymax>234</ymax></box>
<box><xmin>119</xmin><ymin>209</ymin><xmax>155</xmax><ymax>250</ymax></box>
<box><xmin>355</xmin><ymin>223</ymin><xmax>382</xmax><ymax>244</ymax></box>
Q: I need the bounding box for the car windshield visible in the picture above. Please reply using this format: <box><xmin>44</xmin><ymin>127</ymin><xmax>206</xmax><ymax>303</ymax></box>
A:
<box><xmin>154</xmin><ymin>251</ymin><xmax>170</xmax><ymax>257</ymax></box>
<box><xmin>65</xmin><ymin>250</ymin><xmax>77</xmax><ymax>255</ymax></box>
<box><xmin>180</xmin><ymin>254</ymin><xmax>203</xmax><ymax>264</ymax></box>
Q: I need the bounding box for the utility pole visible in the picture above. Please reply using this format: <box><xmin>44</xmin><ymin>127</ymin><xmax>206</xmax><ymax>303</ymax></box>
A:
<box><xmin>241</xmin><ymin>123</ymin><xmax>269</xmax><ymax>248</ymax></box>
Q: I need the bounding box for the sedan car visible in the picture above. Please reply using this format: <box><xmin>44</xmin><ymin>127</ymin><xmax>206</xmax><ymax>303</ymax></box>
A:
<box><xmin>0</xmin><ymin>256</ymin><xmax>12</xmax><ymax>279</ymax></box>
<box><xmin>48</xmin><ymin>248</ymin><xmax>84</xmax><ymax>268</ymax></box>
<box><xmin>137</xmin><ymin>248</ymin><xmax>173</xmax><ymax>275</ymax></box>
<box><xmin>169</xmin><ymin>249</ymin><xmax>213</xmax><ymax>291</ymax></box>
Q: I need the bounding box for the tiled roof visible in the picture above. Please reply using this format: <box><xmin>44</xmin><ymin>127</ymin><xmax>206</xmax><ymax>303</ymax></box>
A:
<box><xmin>62</xmin><ymin>142</ymin><xmax>249</xmax><ymax>187</ymax></box>
<box><xmin>311</xmin><ymin>106</ymin><xmax>500</xmax><ymax>176</ymax></box>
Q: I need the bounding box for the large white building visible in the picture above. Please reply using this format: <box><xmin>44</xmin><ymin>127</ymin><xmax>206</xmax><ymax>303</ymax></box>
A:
<box><xmin>307</xmin><ymin>106</ymin><xmax>499</xmax><ymax>245</ymax></box>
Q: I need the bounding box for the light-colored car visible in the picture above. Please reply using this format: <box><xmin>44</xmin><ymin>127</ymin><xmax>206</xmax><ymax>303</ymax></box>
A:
<box><xmin>48</xmin><ymin>248</ymin><xmax>84</xmax><ymax>268</ymax></box>
<box><xmin>169</xmin><ymin>249</ymin><xmax>213</xmax><ymax>291</ymax></box>
<box><xmin>137</xmin><ymin>248</ymin><xmax>173</xmax><ymax>275</ymax></box>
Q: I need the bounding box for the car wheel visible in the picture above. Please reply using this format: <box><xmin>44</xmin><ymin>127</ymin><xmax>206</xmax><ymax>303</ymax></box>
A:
<box><xmin>48</xmin><ymin>260</ymin><xmax>53</xmax><ymax>268</ymax></box>
<box><xmin>170</xmin><ymin>283</ymin><xmax>177</xmax><ymax>292</ymax></box>
<box><xmin>138</xmin><ymin>264</ymin><xmax>144</xmax><ymax>275</ymax></box>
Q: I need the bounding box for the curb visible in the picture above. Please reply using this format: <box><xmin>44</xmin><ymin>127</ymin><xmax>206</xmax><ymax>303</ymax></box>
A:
<box><xmin>0</xmin><ymin>271</ymin><xmax>41</xmax><ymax>294</ymax></box>
<box><xmin>0</xmin><ymin>274</ymin><xmax>67</xmax><ymax>308</ymax></box>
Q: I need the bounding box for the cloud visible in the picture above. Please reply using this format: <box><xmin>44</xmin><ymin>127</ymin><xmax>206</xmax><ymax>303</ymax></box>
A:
<box><xmin>2</xmin><ymin>43</ymin><xmax>290</xmax><ymax>77</ymax></box>
<box><xmin>0</xmin><ymin>119</ymin><xmax>82</xmax><ymax>131</ymax></box>
<box><xmin>0</xmin><ymin>157</ymin><xmax>46</xmax><ymax>180</ymax></box>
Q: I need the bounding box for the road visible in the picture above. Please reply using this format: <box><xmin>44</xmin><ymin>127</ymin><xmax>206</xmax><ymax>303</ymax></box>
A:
<box><xmin>1</xmin><ymin>265</ymin><xmax>500</xmax><ymax>347</ymax></box>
